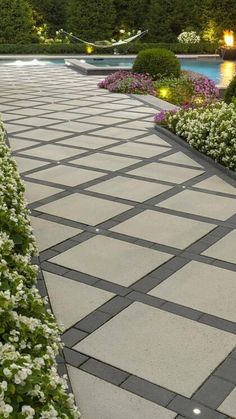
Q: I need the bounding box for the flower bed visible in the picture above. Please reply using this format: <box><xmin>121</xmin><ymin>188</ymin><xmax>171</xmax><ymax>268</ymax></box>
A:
<box><xmin>0</xmin><ymin>123</ymin><xmax>80</xmax><ymax>418</ymax></box>
<box><xmin>155</xmin><ymin>102</ymin><xmax>236</xmax><ymax>171</ymax></box>
<box><xmin>98</xmin><ymin>71</ymin><xmax>155</xmax><ymax>95</ymax></box>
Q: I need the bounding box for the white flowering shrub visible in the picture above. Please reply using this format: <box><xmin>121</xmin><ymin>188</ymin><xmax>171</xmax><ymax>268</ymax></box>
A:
<box><xmin>163</xmin><ymin>102</ymin><xmax>236</xmax><ymax>170</ymax></box>
<box><xmin>178</xmin><ymin>31</ymin><xmax>201</xmax><ymax>44</ymax></box>
<box><xmin>0</xmin><ymin>123</ymin><xmax>80</xmax><ymax>418</ymax></box>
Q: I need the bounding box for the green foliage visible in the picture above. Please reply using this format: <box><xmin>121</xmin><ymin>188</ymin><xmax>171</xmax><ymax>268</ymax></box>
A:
<box><xmin>155</xmin><ymin>76</ymin><xmax>194</xmax><ymax>105</ymax></box>
<box><xmin>224</xmin><ymin>75</ymin><xmax>236</xmax><ymax>104</ymax></box>
<box><xmin>0</xmin><ymin>41</ymin><xmax>217</xmax><ymax>54</ymax></box>
<box><xmin>133</xmin><ymin>48</ymin><xmax>181</xmax><ymax>80</ymax></box>
<box><xmin>161</xmin><ymin>102</ymin><xmax>236</xmax><ymax>171</ymax></box>
<box><xmin>0</xmin><ymin>0</ymin><xmax>36</xmax><ymax>44</ymax></box>
<box><xmin>28</xmin><ymin>0</ymin><xmax>67</xmax><ymax>36</ymax></box>
<box><xmin>66</xmin><ymin>0</ymin><xmax>116</xmax><ymax>41</ymax></box>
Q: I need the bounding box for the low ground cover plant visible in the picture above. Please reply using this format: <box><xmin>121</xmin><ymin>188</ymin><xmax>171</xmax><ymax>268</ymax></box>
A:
<box><xmin>155</xmin><ymin>102</ymin><xmax>236</xmax><ymax>171</ymax></box>
<box><xmin>98</xmin><ymin>71</ymin><xmax>155</xmax><ymax>94</ymax></box>
<box><xmin>0</xmin><ymin>123</ymin><xmax>80</xmax><ymax>418</ymax></box>
<box><xmin>155</xmin><ymin>74</ymin><xmax>219</xmax><ymax>106</ymax></box>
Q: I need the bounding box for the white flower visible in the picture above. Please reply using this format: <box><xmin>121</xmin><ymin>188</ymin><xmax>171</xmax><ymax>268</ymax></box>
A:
<box><xmin>22</xmin><ymin>405</ymin><xmax>35</xmax><ymax>418</ymax></box>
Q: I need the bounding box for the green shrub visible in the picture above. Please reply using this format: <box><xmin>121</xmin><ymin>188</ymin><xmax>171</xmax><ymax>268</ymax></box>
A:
<box><xmin>132</xmin><ymin>48</ymin><xmax>181</xmax><ymax>80</ymax></box>
<box><xmin>224</xmin><ymin>75</ymin><xmax>236</xmax><ymax>104</ymax></box>
<box><xmin>0</xmin><ymin>0</ymin><xmax>37</xmax><ymax>44</ymax></box>
<box><xmin>155</xmin><ymin>76</ymin><xmax>193</xmax><ymax>105</ymax></box>
<box><xmin>0</xmin><ymin>41</ymin><xmax>217</xmax><ymax>54</ymax></box>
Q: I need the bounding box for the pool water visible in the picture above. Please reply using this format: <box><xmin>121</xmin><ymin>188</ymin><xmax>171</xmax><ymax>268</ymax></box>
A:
<box><xmin>0</xmin><ymin>59</ymin><xmax>65</xmax><ymax>66</ymax></box>
<box><xmin>85</xmin><ymin>57</ymin><xmax>236</xmax><ymax>86</ymax></box>
<box><xmin>180</xmin><ymin>59</ymin><xmax>236</xmax><ymax>87</ymax></box>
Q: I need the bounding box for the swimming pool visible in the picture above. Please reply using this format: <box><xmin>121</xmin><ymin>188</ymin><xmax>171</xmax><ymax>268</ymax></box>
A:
<box><xmin>84</xmin><ymin>57</ymin><xmax>236</xmax><ymax>86</ymax></box>
<box><xmin>0</xmin><ymin>59</ymin><xmax>65</xmax><ymax>66</ymax></box>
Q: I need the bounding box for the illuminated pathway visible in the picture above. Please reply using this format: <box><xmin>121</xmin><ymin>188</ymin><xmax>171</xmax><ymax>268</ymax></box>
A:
<box><xmin>1</xmin><ymin>62</ymin><xmax>236</xmax><ymax>419</ymax></box>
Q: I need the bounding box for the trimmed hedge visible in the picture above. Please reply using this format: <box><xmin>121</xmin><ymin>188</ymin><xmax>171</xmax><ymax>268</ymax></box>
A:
<box><xmin>0</xmin><ymin>124</ymin><xmax>80</xmax><ymax>417</ymax></box>
<box><xmin>133</xmin><ymin>48</ymin><xmax>181</xmax><ymax>80</ymax></box>
<box><xmin>0</xmin><ymin>41</ymin><xmax>218</xmax><ymax>55</ymax></box>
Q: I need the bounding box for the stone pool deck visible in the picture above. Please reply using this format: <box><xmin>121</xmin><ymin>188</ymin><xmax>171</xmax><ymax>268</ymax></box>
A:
<box><xmin>1</xmin><ymin>64</ymin><xmax>236</xmax><ymax>419</ymax></box>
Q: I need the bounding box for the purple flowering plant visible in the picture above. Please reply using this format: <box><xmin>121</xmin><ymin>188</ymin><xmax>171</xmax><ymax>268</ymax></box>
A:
<box><xmin>98</xmin><ymin>71</ymin><xmax>155</xmax><ymax>95</ymax></box>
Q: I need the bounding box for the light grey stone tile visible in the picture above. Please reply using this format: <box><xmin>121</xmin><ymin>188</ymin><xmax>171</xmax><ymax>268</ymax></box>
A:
<box><xmin>93</xmin><ymin>127</ymin><xmax>144</xmax><ymax>140</ymax></box>
<box><xmin>111</xmin><ymin>210</ymin><xmax>215</xmax><ymax>249</ymax></box>
<box><xmin>194</xmin><ymin>175</ymin><xmax>236</xmax><ymax>195</ymax></box>
<box><xmin>59</xmin><ymin>135</ymin><xmax>117</xmax><ymax>149</ymax></box>
<box><xmin>24</xmin><ymin>181</ymin><xmax>62</xmax><ymax>204</ymax></box>
<box><xmin>51</xmin><ymin>121</ymin><xmax>101</xmax><ymax>133</ymax></box>
<box><xmin>14</xmin><ymin>156</ymin><xmax>48</xmax><ymax>173</ymax></box>
<box><xmin>158</xmin><ymin>190</ymin><xmax>236</xmax><ymax>221</ymax></box>
<box><xmin>71</xmin><ymin>152</ymin><xmax>140</xmax><ymax>171</ymax></box>
<box><xmin>44</xmin><ymin>272</ymin><xmax>114</xmax><ymax>330</ymax></box>
<box><xmin>37</xmin><ymin>193</ymin><xmax>132</xmax><ymax>226</ymax></box>
<box><xmin>159</xmin><ymin>151</ymin><xmax>203</xmax><ymax>168</ymax></box>
<box><xmin>129</xmin><ymin>162</ymin><xmax>204</xmax><ymax>184</ymax></box>
<box><xmin>149</xmin><ymin>261</ymin><xmax>236</xmax><ymax>322</ymax></box>
<box><xmin>21</xmin><ymin>144</ymin><xmax>85</xmax><ymax>161</ymax></box>
<box><xmin>218</xmin><ymin>387</ymin><xmax>236</xmax><ymax>417</ymax></box>
<box><xmin>29</xmin><ymin>165</ymin><xmax>106</xmax><ymax>186</ymax></box>
<box><xmin>68</xmin><ymin>367</ymin><xmax>176</xmax><ymax>419</ymax></box>
<box><xmin>203</xmin><ymin>230</ymin><xmax>236</xmax><ymax>264</ymax></box>
<box><xmin>75</xmin><ymin>302</ymin><xmax>236</xmax><ymax>397</ymax></box>
<box><xmin>49</xmin><ymin>235</ymin><xmax>171</xmax><ymax>286</ymax></box>
<box><xmin>31</xmin><ymin>216</ymin><xmax>79</xmax><ymax>252</ymax></box>
<box><xmin>106</xmin><ymin>142</ymin><xmax>168</xmax><ymax>158</ymax></box>
<box><xmin>16</xmin><ymin>128</ymin><xmax>71</xmax><ymax>141</ymax></box>
<box><xmin>87</xmin><ymin>176</ymin><xmax>171</xmax><ymax>202</ymax></box>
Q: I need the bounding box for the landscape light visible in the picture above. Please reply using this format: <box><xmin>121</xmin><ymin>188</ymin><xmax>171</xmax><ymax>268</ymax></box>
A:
<box><xmin>223</xmin><ymin>30</ymin><xmax>234</xmax><ymax>47</ymax></box>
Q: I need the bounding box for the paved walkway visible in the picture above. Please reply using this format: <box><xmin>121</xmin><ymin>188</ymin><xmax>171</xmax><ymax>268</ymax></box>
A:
<box><xmin>1</xmin><ymin>63</ymin><xmax>236</xmax><ymax>419</ymax></box>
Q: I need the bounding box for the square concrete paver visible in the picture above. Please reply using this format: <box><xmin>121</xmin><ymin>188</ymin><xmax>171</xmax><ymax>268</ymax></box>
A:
<box><xmin>44</xmin><ymin>272</ymin><xmax>113</xmax><ymax>329</ymax></box>
<box><xmin>135</xmin><ymin>135</ymin><xmax>171</xmax><ymax>147</ymax></box>
<box><xmin>218</xmin><ymin>387</ymin><xmax>236</xmax><ymax>418</ymax></box>
<box><xmin>49</xmin><ymin>235</ymin><xmax>171</xmax><ymax>286</ymax></box>
<box><xmin>111</xmin><ymin>210</ymin><xmax>215</xmax><ymax>249</ymax></box>
<box><xmin>93</xmin><ymin>127</ymin><xmax>144</xmax><ymax>140</ymax></box>
<box><xmin>31</xmin><ymin>217</ymin><xmax>79</xmax><ymax>252</ymax></box>
<box><xmin>106</xmin><ymin>142</ymin><xmax>168</xmax><ymax>158</ymax></box>
<box><xmin>51</xmin><ymin>121</ymin><xmax>101</xmax><ymax>133</ymax></box>
<box><xmin>75</xmin><ymin>302</ymin><xmax>236</xmax><ymax>397</ymax></box>
<box><xmin>59</xmin><ymin>135</ymin><xmax>117</xmax><ymax>149</ymax></box>
<box><xmin>21</xmin><ymin>144</ymin><xmax>86</xmax><ymax>161</ymax></box>
<box><xmin>158</xmin><ymin>189</ymin><xmax>236</xmax><ymax>220</ymax></box>
<box><xmin>87</xmin><ymin>176</ymin><xmax>172</xmax><ymax>202</ymax></box>
<box><xmin>8</xmin><ymin>138</ymin><xmax>38</xmax><ymax>151</ymax></box>
<box><xmin>15</xmin><ymin>128</ymin><xmax>71</xmax><ymax>142</ymax></box>
<box><xmin>149</xmin><ymin>261</ymin><xmax>236</xmax><ymax>322</ymax></box>
<box><xmin>202</xmin><ymin>230</ymin><xmax>236</xmax><ymax>264</ymax></box>
<box><xmin>71</xmin><ymin>153</ymin><xmax>140</xmax><ymax>171</ymax></box>
<box><xmin>129</xmin><ymin>162</ymin><xmax>204</xmax><ymax>184</ymax></box>
<box><xmin>82</xmin><ymin>116</ymin><xmax>126</xmax><ymax>125</ymax></box>
<box><xmin>14</xmin><ymin>116</ymin><xmax>61</xmax><ymax>127</ymax></box>
<box><xmin>37</xmin><ymin>193</ymin><xmax>132</xmax><ymax>226</ymax></box>
<box><xmin>24</xmin><ymin>181</ymin><xmax>62</xmax><ymax>204</ymax></box>
<box><xmin>29</xmin><ymin>165</ymin><xmax>106</xmax><ymax>187</ymax></box>
<box><xmin>14</xmin><ymin>156</ymin><xmax>48</xmax><ymax>173</ymax></box>
<box><xmin>68</xmin><ymin>367</ymin><xmax>176</xmax><ymax>419</ymax></box>
<box><xmin>194</xmin><ymin>175</ymin><xmax>236</xmax><ymax>195</ymax></box>
<box><xmin>159</xmin><ymin>152</ymin><xmax>203</xmax><ymax>168</ymax></box>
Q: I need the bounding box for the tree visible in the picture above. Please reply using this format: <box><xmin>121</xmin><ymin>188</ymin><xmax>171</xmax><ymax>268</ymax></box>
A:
<box><xmin>0</xmin><ymin>0</ymin><xmax>35</xmax><ymax>43</ymax></box>
<box><xmin>113</xmin><ymin>0</ymin><xmax>150</xmax><ymax>32</ymax></box>
<box><xmin>28</xmin><ymin>0</ymin><xmax>67</xmax><ymax>36</ymax></box>
<box><xmin>66</xmin><ymin>0</ymin><xmax>116</xmax><ymax>41</ymax></box>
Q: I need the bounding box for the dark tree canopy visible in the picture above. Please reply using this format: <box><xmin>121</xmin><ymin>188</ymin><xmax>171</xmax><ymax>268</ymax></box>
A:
<box><xmin>28</xmin><ymin>0</ymin><xmax>67</xmax><ymax>35</ymax></box>
<box><xmin>66</xmin><ymin>0</ymin><xmax>116</xmax><ymax>41</ymax></box>
<box><xmin>0</xmin><ymin>0</ymin><xmax>35</xmax><ymax>43</ymax></box>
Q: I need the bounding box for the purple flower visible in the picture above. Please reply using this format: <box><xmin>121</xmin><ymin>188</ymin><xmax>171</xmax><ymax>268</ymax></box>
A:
<box><xmin>98</xmin><ymin>71</ymin><xmax>155</xmax><ymax>95</ymax></box>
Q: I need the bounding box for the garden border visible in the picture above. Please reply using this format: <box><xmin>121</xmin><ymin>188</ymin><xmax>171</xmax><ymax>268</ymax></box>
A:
<box><xmin>155</xmin><ymin>125</ymin><xmax>236</xmax><ymax>181</ymax></box>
